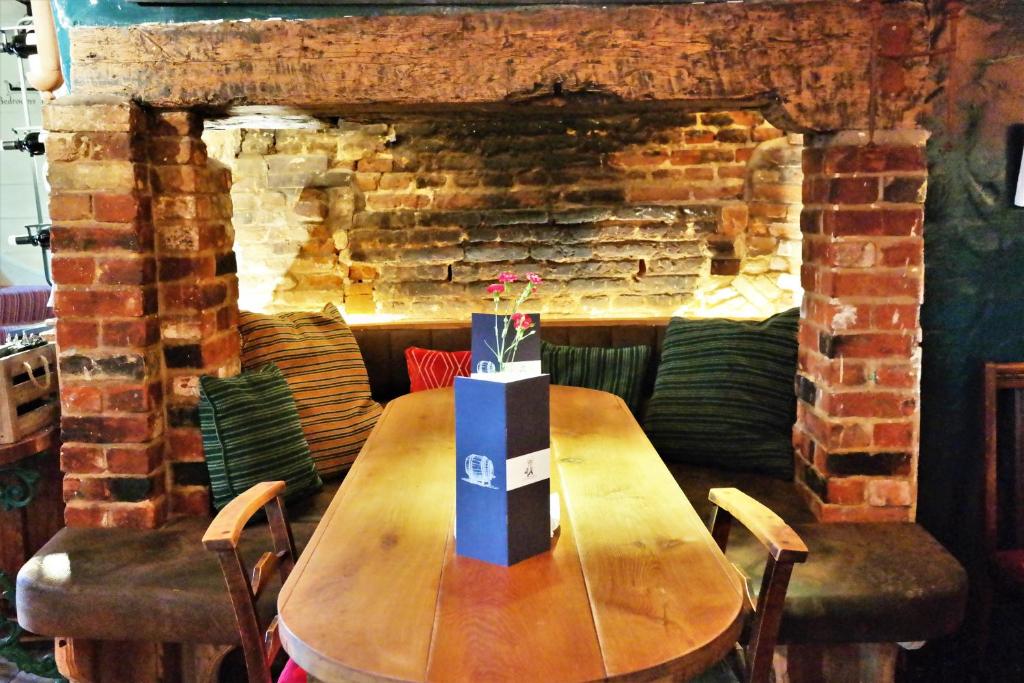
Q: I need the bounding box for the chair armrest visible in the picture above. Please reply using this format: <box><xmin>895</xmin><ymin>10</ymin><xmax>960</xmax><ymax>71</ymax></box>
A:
<box><xmin>709</xmin><ymin>487</ymin><xmax>808</xmax><ymax>564</ymax></box>
<box><xmin>202</xmin><ymin>481</ymin><xmax>286</xmax><ymax>552</ymax></box>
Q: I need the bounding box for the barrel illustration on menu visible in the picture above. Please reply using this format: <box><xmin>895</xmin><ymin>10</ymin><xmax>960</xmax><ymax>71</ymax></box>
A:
<box><xmin>463</xmin><ymin>454</ymin><xmax>497</xmax><ymax>489</ymax></box>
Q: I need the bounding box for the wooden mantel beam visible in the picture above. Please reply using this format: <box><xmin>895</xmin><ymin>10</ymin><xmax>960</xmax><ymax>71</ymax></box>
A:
<box><xmin>68</xmin><ymin>1</ymin><xmax>930</xmax><ymax>131</ymax></box>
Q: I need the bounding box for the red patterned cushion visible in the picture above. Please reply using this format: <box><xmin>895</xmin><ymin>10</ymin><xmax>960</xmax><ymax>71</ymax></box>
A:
<box><xmin>278</xmin><ymin>659</ymin><xmax>307</xmax><ymax>683</ymax></box>
<box><xmin>405</xmin><ymin>347</ymin><xmax>471</xmax><ymax>392</ymax></box>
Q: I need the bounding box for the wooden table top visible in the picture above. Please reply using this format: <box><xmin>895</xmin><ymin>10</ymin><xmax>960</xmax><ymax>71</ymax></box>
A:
<box><xmin>278</xmin><ymin>386</ymin><xmax>744</xmax><ymax>682</ymax></box>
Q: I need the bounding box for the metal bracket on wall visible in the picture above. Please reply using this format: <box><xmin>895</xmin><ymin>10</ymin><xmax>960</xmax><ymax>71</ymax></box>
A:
<box><xmin>0</xmin><ymin>463</ymin><xmax>40</xmax><ymax>511</ymax></box>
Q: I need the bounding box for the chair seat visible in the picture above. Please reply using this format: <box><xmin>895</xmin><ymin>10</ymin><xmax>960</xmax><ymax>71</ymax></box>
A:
<box><xmin>278</xmin><ymin>659</ymin><xmax>307</xmax><ymax>683</ymax></box>
<box><xmin>993</xmin><ymin>549</ymin><xmax>1024</xmax><ymax>594</ymax></box>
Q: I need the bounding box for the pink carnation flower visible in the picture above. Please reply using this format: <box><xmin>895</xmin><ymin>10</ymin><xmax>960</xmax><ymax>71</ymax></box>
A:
<box><xmin>497</xmin><ymin>271</ymin><xmax>518</xmax><ymax>283</ymax></box>
<box><xmin>525</xmin><ymin>272</ymin><xmax>542</xmax><ymax>285</ymax></box>
<box><xmin>487</xmin><ymin>283</ymin><xmax>505</xmax><ymax>294</ymax></box>
<box><xmin>512</xmin><ymin>312</ymin><xmax>534</xmax><ymax>330</ymax></box>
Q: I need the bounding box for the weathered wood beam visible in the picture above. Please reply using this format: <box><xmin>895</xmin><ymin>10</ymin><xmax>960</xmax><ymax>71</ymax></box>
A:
<box><xmin>68</xmin><ymin>2</ymin><xmax>930</xmax><ymax>131</ymax></box>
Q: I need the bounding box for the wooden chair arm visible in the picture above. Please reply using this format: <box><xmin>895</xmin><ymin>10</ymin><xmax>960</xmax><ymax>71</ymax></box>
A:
<box><xmin>709</xmin><ymin>487</ymin><xmax>808</xmax><ymax>564</ymax></box>
<box><xmin>202</xmin><ymin>481</ymin><xmax>287</xmax><ymax>552</ymax></box>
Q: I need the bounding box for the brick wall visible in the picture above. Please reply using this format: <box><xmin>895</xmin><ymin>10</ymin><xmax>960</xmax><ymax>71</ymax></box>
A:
<box><xmin>793</xmin><ymin>130</ymin><xmax>927</xmax><ymax>522</ymax></box>
<box><xmin>204</xmin><ymin>110</ymin><xmax>802</xmax><ymax>319</ymax></box>
<box><xmin>46</xmin><ymin>97</ymin><xmax>241</xmax><ymax>528</ymax></box>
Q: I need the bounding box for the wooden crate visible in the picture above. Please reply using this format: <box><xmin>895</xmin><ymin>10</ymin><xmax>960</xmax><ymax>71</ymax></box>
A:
<box><xmin>0</xmin><ymin>344</ymin><xmax>58</xmax><ymax>444</ymax></box>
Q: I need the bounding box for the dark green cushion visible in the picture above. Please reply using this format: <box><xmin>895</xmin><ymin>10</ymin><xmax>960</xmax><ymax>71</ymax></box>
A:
<box><xmin>643</xmin><ymin>308</ymin><xmax>799</xmax><ymax>477</ymax></box>
<box><xmin>200</xmin><ymin>364</ymin><xmax>322</xmax><ymax>509</ymax></box>
<box><xmin>541</xmin><ymin>341</ymin><xmax>651</xmax><ymax>414</ymax></box>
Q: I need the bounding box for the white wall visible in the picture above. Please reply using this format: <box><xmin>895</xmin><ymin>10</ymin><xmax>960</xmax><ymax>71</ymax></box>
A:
<box><xmin>0</xmin><ymin>1</ymin><xmax>48</xmax><ymax>286</ymax></box>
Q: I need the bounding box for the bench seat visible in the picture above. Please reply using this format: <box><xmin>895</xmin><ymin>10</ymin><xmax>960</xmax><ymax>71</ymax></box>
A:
<box><xmin>17</xmin><ymin>466</ymin><xmax>966</xmax><ymax>647</ymax></box>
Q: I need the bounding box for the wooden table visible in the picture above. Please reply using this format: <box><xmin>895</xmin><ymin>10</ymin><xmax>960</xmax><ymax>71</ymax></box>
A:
<box><xmin>278</xmin><ymin>386</ymin><xmax>745</xmax><ymax>682</ymax></box>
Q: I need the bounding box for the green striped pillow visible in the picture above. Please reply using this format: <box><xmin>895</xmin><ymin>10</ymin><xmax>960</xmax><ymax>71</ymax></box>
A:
<box><xmin>643</xmin><ymin>308</ymin><xmax>799</xmax><ymax>478</ymax></box>
<box><xmin>541</xmin><ymin>341</ymin><xmax>652</xmax><ymax>414</ymax></box>
<box><xmin>200</xmin><ymin>364</ymin><xmax>322</xmax><ymax>510</ymax></box>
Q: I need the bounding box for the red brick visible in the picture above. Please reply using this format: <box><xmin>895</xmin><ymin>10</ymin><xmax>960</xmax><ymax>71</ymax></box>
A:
<box><xmin>60</xmin><ymin>445</ymin><xmax>105</xmax><ymax>474</ymax></box>
<box><xmin>61</xmin><ymin>413</ymin><xmax>162</xmax><ymax>444</ymax></box>
<box><xmin>693</xmin><ymin>183</ymin><xmax>745</xmax><ymax>200</ymax></box>
<box><xmin>64</xmin><ymin>502</ymin><xmax>108</xmax><ymax>528</ymax></box>
<box><xmin>63</xmin><ymin>476</ymin><xmax>110</xmax><ymax>502</ymax></box>
<box><xmin>150</xmin><ymin>110</ymin><xmax>201</xmax><ymax>136</ymax></box>
<box><xmin>830</xmin><ymin>271</ymin><xmax>922</xmax><ymax>299</ymax></box>
<box><xmin>879</xmin><ymin>61</ymin><xmax>906</xmax><ymax>97</ymax></box>
<box><xmin>870</xmin><ymin>303</ymin><xmax>919</xmax><ymax>330</ymax></box>
<box><xmin>55</xmin><ymin>320</ymin><xmax>99</xmax><ymax>350</ymax></box>
<box><xmin>802</xmin><ymin>177</ymin><xmax>829</xmax><ymax>203</ymax></box>
<box><xmin>800</xmin><ymin>209</ymin><xmax>822</xmax><ymax>234</ymax></box>
<box><xmin>684</xmin><ymin>130</ymin><xmax>716</xmax><ymax>144</ymax></box>
<box><xmin>356</xmin><ymin>157</ymin><xmax>393</xmax><ymax>173</ymax></box>
<box><xmin>866</xmin><ymin>479</ymin><xmax>913</xmax><ymax>507</ymax></box>
<box><xmin>54</xmin><ymin>288</ymin><xmax>157</xmax><ymax>318</ymax></box>
<box><xmin>684</xmin><ymin>167</ymin><xmax>715</xmax><ymax>181</ymax></box>
<box><xmin>828</xmin><ymin>177</ymin><xmax>879</xmax><ymax>204</ymax></box>
<box><xmin>93</xmin><ymin>194</ymin><xmax>144</xmax><ymax>222</ymax></box>
<box><xmin>102</xmin><ymin>317</ymin><xmax>161</xmax><ymax>347</ymax></box>
<box><xmin>50</xmin><ymin>224</ymin><xmax>154</xmax><ymax>254</ymax></box>
<box><xmin>827</xmin><ymin>478</ymin><xmax>866</xmax><ymax>505</ymax></box>
<box><xmin>626</xmin><ymin>185</ymin><xmax>691</xmax><ymax>202</ymax></box>
<box><xmin>734</xmin><ymin>148</ymin><xmax>753</xmax><ymax>163</ymax></box>
<box><xmin>43</xmin><ymin>99</ymin><xmax>139</xmax><ymax>133</ymax></box>
<box><xmin>875</xmin><ymin>364</ymin><xmax>918</xmax><ymax>389</ymax></box>
<box><xmin>825</xmin><ymin>391</ymin><xmax>916</xmax><ymax>418</ymax></box>
<box><xmin>166</xmin><ymin>428</ymin><xmax>205</xmax><ymax>462</ymax></box>
<box><xmin>51</xmin><ymin>256</ymin><xmax>96</xmax><ymax>285</ymax></box>
<box><xmin>802</xmin><ymin>149</ymin><xmax>824</xmax><ymax>175</ymax></box>
<box><xmin>49</xmin><ymin>194</ymin><xmax>92</xmax><ymax>221</ymax></box>
<box><xmin>610</xmin><ymin>151</ymin><xmax>669</xmax><ymax>168</ymax></box>
<box><xmin>106</xmin><ymin>442</ymin><xmax>163</xmax><ymax>475</ymax></box>
<box><xmin>45</xmin><ymin>132</ymin><xmax>136</xmax><ymax>163</ymax></box>
<box><xmin>62</xmin><ymin>385</ymin><xmax>103</xmax><ymax>414</ymax></box>
<box><xmin>873</xmin><ymin>422</ymin><xmax>915</xmax><ymax>449</ymax></box>
<box><xmin>831</xmin><ymin>332</ymin><xmax>914</xmax><ymax>358</ymax></box>
<box><xmin>97</xmin><ymin>257</ymin><xmax>156</xmax><ymax>285</ymax></box>
<box><xmin>105</xmin><ymin>382</ymin><xmax>162</xmax><ymax>413</ymax></box>
<box><xmin>822</xmin><ymin>209</ymin><xmax>922</xmax><ymax>237</ymax></box>
<box><xmin>880</xmin><ymin>239</ymin><xmax>923</xmax><ymax>267</ymax></box>
<box><xmin>817</xmin><ymin>503</ymin><xmax>912</xmax><ymax>522</ymax></box>
<box><xmin>170</xmin><ymin>487</ymin><xmax>211</xmax><ymax>517</ymax></box>
<box><xmin>109</xmin><ymin>498</ymin><xmax>167</xmax><ymax>529</ymax></box>
<box><xmin>158</xmin><ymin>256</ymin><xmax>217</xmax><ymax>281</ymax></box>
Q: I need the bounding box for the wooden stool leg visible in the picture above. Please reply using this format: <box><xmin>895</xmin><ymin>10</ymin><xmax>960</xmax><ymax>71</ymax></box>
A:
<box><xmin>55</xmin><ymin>637</ymin><xmax>97</xmax><ymax>683</ymax></box>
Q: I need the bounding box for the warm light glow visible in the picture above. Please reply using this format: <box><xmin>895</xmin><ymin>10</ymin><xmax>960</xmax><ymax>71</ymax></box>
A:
<box><xmin>39</xmin><ymin>552</ymin><xmax>71</xmax><ymax>582</ymax></box>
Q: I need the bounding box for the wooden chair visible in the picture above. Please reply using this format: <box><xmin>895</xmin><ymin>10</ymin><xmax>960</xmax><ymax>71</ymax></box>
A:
<box><xmin>983</xmin><ymin>362</ymin><xmax>1024</xmax><ymax>594</ymax></box>
<box><xmin>692</xmin><ymin>487</ymin><xmax>809</xmax><ymax>683</ymax></box>
<box><xmin>202</xmin><ymin>481</ymin><xmax>306</xmax><ymax>683</ymax></box>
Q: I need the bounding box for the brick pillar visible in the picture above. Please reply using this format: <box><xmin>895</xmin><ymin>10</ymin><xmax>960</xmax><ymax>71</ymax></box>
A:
<box><xmin>794</xmin><ymin>130</ymin><xmax>927</xmax><ymax>522</ymax></box>
<box><xmin>45</xmin><ymin>97</ymin><xmax>167</xmax><ymax>528</ymax></box>
<box><xmin>149</xmin><ymin>110</ymin><xmax>240</xmax><ymax>516</ymax></box>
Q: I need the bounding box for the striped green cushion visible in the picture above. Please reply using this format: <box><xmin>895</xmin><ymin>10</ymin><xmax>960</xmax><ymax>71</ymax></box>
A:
<box><xmin>643</xmin><ymin>308</ymin><xmax>800</xmax><ymax>478</ymax></box>
<box><xmin>239</xmin><ymin>304</ymin><xmax>382</xmax><ymax>477</ymax></box>
<box><xmin>541</xmin><ymin>341</ymin><xmax>651</xmax><ymax>414</ymax></box>
<box><xmin>200</xmin><ymin>364</ymin><xmax>322</xmax><ymax>510</ymax></box>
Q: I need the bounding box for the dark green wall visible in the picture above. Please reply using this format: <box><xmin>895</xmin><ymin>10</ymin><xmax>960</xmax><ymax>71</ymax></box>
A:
<box><xmin>919</xmin><ymin>0</ymin><xmax>1024</xmax><ymax>560</ymax></box>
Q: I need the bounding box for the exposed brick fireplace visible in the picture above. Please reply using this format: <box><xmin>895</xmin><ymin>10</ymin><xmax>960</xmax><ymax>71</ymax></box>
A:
<box><xmin>45</xmin><ymin>0</ymin><xmax>931</xmax><ymax>528</ymax></box>
<box><xmin>202</xmin><ymin>110</ymin><xmax>802</xmax><ymax>319</ymax></box>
